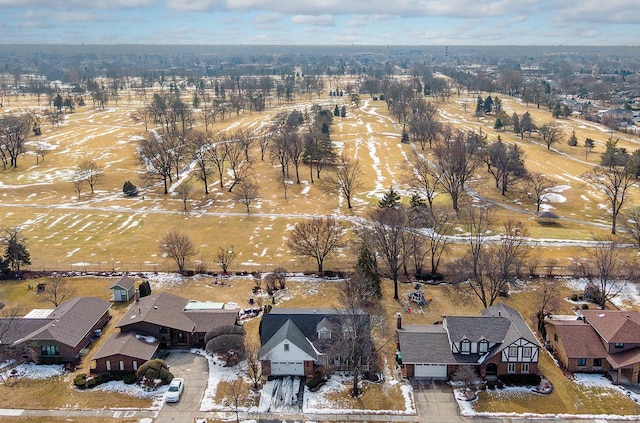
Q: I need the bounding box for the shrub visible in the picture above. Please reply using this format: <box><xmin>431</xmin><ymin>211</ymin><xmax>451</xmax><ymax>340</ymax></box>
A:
<box><xmin>136</xmin><ymin>359</ymin><xmax>173</xmax><ymax>384</ymax></box>
<box><xmin>496</xmin><ymin>380</ymin><xmax>504</xmax><ymax>389</ymax></box>
<box><xmin>138</xmin><ymin>280</ymin><xmax>151</xmax><ymax>297</ymax></box>
<box><xmin>206</xmin><ymin>333</ymin><xmax>246</xmax><ymax>361</ymax></box>
<box><xmin>581</xmin><ymin>304</ymin><xmax>589</xmax><ymax>310</ymax></box>
<box><xmin>204</xmin><ymin>325</ymin><xmax>245</xmax><ymax>344</ymax></box>
<box><xmin>570</xmin><ymin>294</ymin><xmax>579</xmax><ymax>301</ymax></box>
<box><xmin>74</xmin><ymin>374</ymin><xmax>87</xmax><ymax>389</ymax></box>
<box><xmin>86</xmin><ymin>378</ymin><xmax>97</xmax><ymax>388</ymax></box>
<box><xmin>499</xmin><ymin>373</ymin><xmax>541</xmax><ymax>386</ymax></box>
<box><xmin>123</xmin><ymin>373</ymin><xmax>137</xmax><ymax>384</ymax></box>
<box><xmin>306</xmin><ymin>372</ymin><xmax>327</xmax><ymax>391</ymax></box>
<box><xmin>123</xmin><ymin>181</ymin><xmax>138</xmax><ymax>197</ymax></box>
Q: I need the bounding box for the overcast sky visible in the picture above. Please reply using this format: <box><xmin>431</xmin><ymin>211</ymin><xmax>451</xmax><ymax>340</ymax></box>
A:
<box><xmin>0</xmin><ymin>0</ymin><xmax>638</xmax><ymax>45</ymax></box>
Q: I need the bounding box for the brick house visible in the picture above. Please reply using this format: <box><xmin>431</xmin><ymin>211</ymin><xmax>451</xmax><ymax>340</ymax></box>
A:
<box><xmin>397</xmin><ymin>303</ymin><xmax>540</xmax><ymax>380</ymax></box>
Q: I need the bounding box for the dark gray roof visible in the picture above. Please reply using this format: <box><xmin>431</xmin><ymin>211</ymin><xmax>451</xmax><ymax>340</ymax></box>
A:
<box><xmin>93</xmin><ymin>332</ymin><xmax>159</xmax><ymax>361</ymax></box>
<box><xmin>259</xmin><ymin>308</ymin><xmax>370</xmax><ymax>354</ymax></box>
<box><xmin>482</xmin><ymin>303</ymin><xmax>541</xmax><ymax>349</ymax></box>
<box><xmin>15</xmin><ymin>297</ymin><xmax>111</xmax><ymax>347</ymax></box>
<box><xmin>185</xmin><ymin>310</ymin><xmax>239</xmax><ymax>333</ymax></box>
<box><xmin>445</xmin><ymin>316</ymin><xmax>510</xmax><ymax>344</ymax></box>
<box><xmin>397</xmin><ymin>325</ymin><xmax>482</xmax><ymax>365</ymax></box>
<box><xmin>108</xmin><ymin>274</ymin><xmax>136</xmax><ymax>291</ymax></box>
<box><xmin>258</xmin><ymin>319</ymin><xmax>319</xmax><ymax>360</ymax></box>
<box><xmin>0</xmin><ymin>318</ymin><xmax>51</xmax><ymax>345</ymax></box>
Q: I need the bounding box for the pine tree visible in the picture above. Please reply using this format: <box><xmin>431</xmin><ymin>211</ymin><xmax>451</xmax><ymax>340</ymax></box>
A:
<box><xmin>334</xmin><ymin>105</ymin><xmax>340</xmax><ymax>116</ymax></box>
<box><xmin>378</xmin><ymin>186</ymin><xmax>400</xmax><ymax>208</ymax></box>
<box><xmin>475</xmin><ymin>96</ymin><xmax>484</xmax><ymax>116</ymax></box>
<box><xmin>568</xmin><ymin>130</ymin><xmax>578</xmax><ymax>147</ymax></box>
<box><xmin>354</xmin><ymin>244</ymin><xmax>382</xmax><ymax>299</ymax></box>
<box><xmin>341</xmin><ymin>105</ymin><xmax>346</xmax><ymax>117</ymax></box>
<box><xmin>483</xmin><ymin>95</ymin><xmax>493</xmax><ymax>114</ymax></box>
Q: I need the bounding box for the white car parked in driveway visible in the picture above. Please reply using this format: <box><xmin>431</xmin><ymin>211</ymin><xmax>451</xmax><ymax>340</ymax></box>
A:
<box><xmin>165</xmin><ymin>378</ymin><xmax>184</xmax><ymax>403</ymax></box>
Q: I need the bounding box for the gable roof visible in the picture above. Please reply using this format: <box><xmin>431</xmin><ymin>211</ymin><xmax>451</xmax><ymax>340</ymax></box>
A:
<box><xmin>259</xmin><ymin>308</ymin><xmax>370</xmax><ymax>355</ymax></box>
<box><xmin>116</xmin><ymin>292</ymin><xmax>238</xmax><ymax>334</ymax></box>
<box><xmin>108</xmin><ymin>274</ymin><xmax>136</xmax><ymax>291</ymax></box>
<box><xmin>580</xmin><ymin>310</ymin><xmax>640</xmax><ymax>344</ymax></box>
<box><xmin>258</xmin><ymin>319</ymin><xmax>319</xmax><ymax>360</ymax></box>
<box><xmin>445</xmin><ymin>316</ymin><xmax>511</xmax><ymax>344</ymax></box>
<box><xmin>14</xmin><ymin>297</ymin><xmax>110</xmax><ymax>347</ymax></box>
<box><xmin>545</xmin><ymin>319</ymin><xmax>608</xmax><ymax>358</ymax></box>
<box><xmin>93</xmin><ymin>332</ymin><xmax>159</xmax><ymax>361</ymax></box>
<box><xmin>482</xmin><ymin>303</ymin><xmax>541</xmax><ymax>350</ymax></box>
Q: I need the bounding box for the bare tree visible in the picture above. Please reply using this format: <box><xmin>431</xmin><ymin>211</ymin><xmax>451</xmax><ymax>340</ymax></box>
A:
<box><xmin>0</xmin><ymin>304</ymin><xmax>37</xmax><ymax>385</ymax></box>
<box><xmin>490</xmin><ymin>218</ymin><xmax>530</xmax><ymax>296</ymax></box>
<box><xmin>432</xmin><ymin>130</ymin><xmax>483</xmax><ymax>211</ymax></box>
<box><xmin>483</xmin><ymin>139</ymin><xmax>528</xmax><ymax>196</ymax></box>
<box><xmin>321</xmin><ymin>154</ymin><xmax>363</xmax><ymax>209</ymax></box>
<box><xmin>452</xmin><ymin>203</ymin><xmax>498</xmax><ymax>308</ymax></box>
<box><xmin>159</xmin><ymin>230</ymin><xmax>198</xmax><ymax>273</ymax></box>
<box><xmin>405</xmin><ymin>150</ymin><xmax>440</xmax><ymax>212</ymax></box>
<box><xmin>208</xmin><ymin>141</ymin><xmax>228</xmax><ymax>189</ymax></box>
<box><xmin>234</xmin><ymin>180</ymin><xmax>259</xmax><ymax>213</ymax></box>
<box><xmin>224</xmin><ymin>141</ymin><xmax>252</xmax><ymax>192</ymax></box>
<box><xmin>72</xmin><ymin>173</ymin><xmax>85</xmax><ymax>200</ymax></box>
<box><xmin>539</xmin><ymin>123</ymin><xmax>563</xmax><ymax>150</ymax></box>
<box><xmin>0</xmin><ymin>114</ymin><xmax>30</xmax><ymax>168</ymax></box>
<box><xmin>451</xmin><ymin>365</ymin><xmax>481</xmax><ymax>395</ymax></box>
<box><xmin>424</xmin><ymin>208</ymin><xmax>453</xmax><ymax>275</ymax></box>
<box><xmin>583</xmin><ymin>158</ymin><xmax>637</xmax><ymax>234</ymax></box>
<box><xmin>187</xmin><ymin>130</ymin><xmax>214</xmax><ymax>194</ymax></box>
<box><xmin>174</xmin><ymin>181</ymin><xmax>193</xmax><ymax>213</ymax></box>
<box><xmin>359</xmin><ymin>206</ymin><xmax>407</xmax><ymax>299</ymax></box>
<box><xmin>622</xmin><ymin>206</ymin><xmax>640</xmax><ymax>249</ymax></box>
<box><xmin>586</xmin><ymin>235</ymin><xmax>627</xmax><ymax>309</ymax></box>
<box><xmin>137</xmin><ymin>131</ymin><xmax>174</xmax><ymax>194</ymax></box>
<box><xmin>222</xmin><ymin>379</ymin><xmax>246</xmax><ymax>423</ymax></box>
<box><xmin>77</xmin><ymin>160</ymin><xmax>103</xmax><ymax>195</ymax></box>
<box><xmin>526</xmin><ymin>172</ymin><xmax>554</xmax><ymax>213</ymax></box>
<box><xmin>216</xmin><ymin>245</ymin><xmax>236</xmax><ymax>274</ymax></box>
<box><xmin>287</xmin><ymin>216</ymin><xmax>345</xmax><ymax>272</ymax></box>
<box><xmin>42</xmin><ymin>274</ymin><xmax>76</xmax><ymax>307</ymax></box>
<box><xmin>130</xmin><ymin>108</ymin><xmax>153</xmax><ymax>131</ymax></box>
<box><xmin>244</xmin><ymin>337</ymin><xmax>262</xmax><ymax>389</ymax></box>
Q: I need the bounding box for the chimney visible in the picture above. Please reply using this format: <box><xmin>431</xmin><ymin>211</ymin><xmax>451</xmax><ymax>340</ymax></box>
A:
<box><xmin>135</xmin><ymin>289</ymin><xmax>140</xmax><ymax>303</ymax></box>
<box><xmin>498</xmin><ymin>311</ymin><xmax>502</xmax><ymax>317</ymax></box>
<box><xmin>396</xmin><ymin>312</ymin><xmax>402</xmax><ymax>330</ymax></box>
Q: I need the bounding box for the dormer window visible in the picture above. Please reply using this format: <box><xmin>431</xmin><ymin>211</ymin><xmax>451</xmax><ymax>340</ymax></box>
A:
<box><xmin>461</xmin><ymin>339</ymin><xmax>471</xmax><ymax>354</ymax></box>
<box><xmin>318</xmin><ymin>329</ymin><xmax>331</xmax><ymax>339</ymax></box>
<box><xmin>615</xmin><ymin>343</ymin><xmax>624</xmax><ymax>349</ymax></box>
<box><xmin>284</xmin><ymin>343</ymin><xmax>290</xmax><ymax>352</ymax></box>
<box><xmin>479</xmin><ymin>340</ymin><xmax>488</xmax><ymax>353</ymax></box>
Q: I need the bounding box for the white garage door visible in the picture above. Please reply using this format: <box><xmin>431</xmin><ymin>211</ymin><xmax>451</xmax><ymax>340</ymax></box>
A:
<box><xmin>271</xmin><ymin>361</ymin><xmax>304</xmax><ymax>376</ymax></box>
<box><xmin>414</xmin><ymin>363</ymin><xmax>447</xmax><ymax>378</ymax></box>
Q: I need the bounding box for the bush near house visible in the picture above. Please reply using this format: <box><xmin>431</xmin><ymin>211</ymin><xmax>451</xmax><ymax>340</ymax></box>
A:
<box><xmin>499</xmin><ymin>373</ymin><xmax>541</xmax><ymax>386</ymax></box>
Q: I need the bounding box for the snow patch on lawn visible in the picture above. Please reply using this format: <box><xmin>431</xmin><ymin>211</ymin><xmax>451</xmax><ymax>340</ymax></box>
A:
<box><xmin>1</xmin><ymin>363</ymin><xmax>65</xmax><ymax>379</ymax></box>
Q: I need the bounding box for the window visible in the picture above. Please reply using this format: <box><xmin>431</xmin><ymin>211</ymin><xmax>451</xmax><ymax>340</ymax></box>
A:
<box><xmin>479</xmin><ymin>340</ymin><xmax>488</xmax><ymax>354</ymax></box>
<box><xmin>461</xmin><ymin>340</ymin><xmax>471</xmax><ymax>354</ymax></box>
<box><xmin>106</xmin><ymin>361</ymin><xmax>111</xmax><ymax>371</ymax></box>
<box><xmin>593</xmin><ymin>358</ymin><xmax>602</xmax><ymax>367</ymax></box>
<box><xmin>133</xmin><ymin>361</ymin><xmax>138</xmax><ymax>371</ymax></box>
<box><xmin>508</xmin><ymin>346</ymin><xmax>518</xmax><ymax>357</ymax></box>
<box><xmin>522</xmin><ymin>347</ymin><xmax>532</xmax><ymax>358</ymax></box>
<box><xmin>554</xmin><ymin>333</ymin><xmax>558</xmax><ymax>342</ymax></box>
<box><xmin>615</xmin><ymin>343</ymin><xmax>624</xmax><ymax>349</ymax></box>
<box><xmin>41</xmin><ymin>345</ymin><xmax>59</xmax><ymax>356</ymax></box>
<box><xmin>521</xmin><ymin>363</ymin><xmax>530</xmax><ymax>373</ymax></box>
<box><xmin>508</xmin><ymin>363</ymin><xmax>516</xmax><ymax>373</ymax></box>
<box><xmin>119</xmin><ymin>361</ymin><xmax>125</xmax><ymax>371</ymax></box>
<box><xmin>577</xmin><ymin>358</ymin><xmax>587</xmax><ymax>366</ymax></box>
<box><xmin>284</xmin><ymin>343</ymin><xmax>290</xmax><ymax>352</ymax></box>
<box><xmin>318</xmin><ymin>330</ymin><xmax>331</xmax><ymax>339</ymax></box>
<box><xmin>159</xmin><ymin>327</ymin><xmax>168</xmax><ymax>334</ymax></box>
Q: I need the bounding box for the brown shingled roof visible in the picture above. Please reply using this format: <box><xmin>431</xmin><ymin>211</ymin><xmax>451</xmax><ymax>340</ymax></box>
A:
<box><xmin>581</xmin><ymin>310</ymin><xmax>640</xmax><ymax>344</ymax></box>
<box><xmin>108</xmin><ymin>273</ymin><xmax>136</xmax><ymax>291</ymax></box>
<box><xmin>546</xmin><ymin>319</ymin><xmax>608</xmax><ymax>358</ymax></box>
<box><xmin>93</xmin><ymin>332</ymin><xmax>159</xmax><ymax>361</ymax></box>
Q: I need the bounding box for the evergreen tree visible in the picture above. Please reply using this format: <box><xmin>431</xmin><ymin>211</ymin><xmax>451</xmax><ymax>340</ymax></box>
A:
<box><xmin>475</xmin><ymin>96</ymin><xmax>484</xmax><ymax>116</ymax></box>
<box><xmin>2</xmin><ymin>228</ymin><xmax>31</xmax><ymax>276</ymax></box>
<box><xmin>341</xmin><ymin>105</ymin><xmax>347</xmax><ymax>117</ymax></box>
<box><xmin>334</xmin><ymin>105</ymin><xmax>340</xmax><ymax>116</ymax></box>
<box><xmin>138</xmin><ymin>280</ymin><xmax>152</xmax><ymax>297</ymax></box>
<box><xmin>494</xmin><ymin>118</ymin><xmax>504</xmax><ymax>131</ymax></box>
<box><xmin>378</xmin><ymin>186</ymin><xmax>401</xmax><ymax>208</ymax></box>
<box><xmin>483</xmin><ymin>95</ymin><xmax>493</xmax><ymax>114</ymax></box>
<box><xmin>568</xmin><ymin>130</ymin><xmax>578</xmax><ymax>147</ymax></box>
<box><xmin>512</xmin><ymin>112</ymin><xmax>520</xmax><ymax>134</ymax></box>
<box><xmin>354</xmin><ymin>244</ymin><xmax>382</xmax><ymax>299</ymax></box>
<box><xmin>493</xmin><ymin>97</ymin><xmax>502</xmax><ymax>113</ymax></box>
<box><xmin>123</xmin><ymin>181</ymin><xmax>138</xmax><ymax>196</ymax></box>
<box><xmin>410</xmin><ymin>193</ymin><xmax>426</xmax><ymax>208</ymax></box>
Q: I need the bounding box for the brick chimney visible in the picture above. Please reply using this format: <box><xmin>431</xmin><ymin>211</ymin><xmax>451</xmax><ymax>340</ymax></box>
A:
<box><xmin>396</xmin><ymin>312</ymin><xmax>402</xmax><ymax>330</ymax></box>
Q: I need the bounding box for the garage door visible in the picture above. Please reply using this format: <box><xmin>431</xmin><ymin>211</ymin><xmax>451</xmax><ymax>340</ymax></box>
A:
<box><xmin>270</xmin><ymin>361</ymin><xmax>304</xmax><ymax>376</ymax></box>
<box><xmin>414</xmin><ymin>363</ymin><xmax>447</xmax><ymax>378</ymax></box>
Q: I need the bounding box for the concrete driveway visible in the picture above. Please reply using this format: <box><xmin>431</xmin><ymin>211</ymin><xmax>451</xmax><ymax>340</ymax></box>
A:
<box><xmin>154</xmin><ymin>351</ymin><xmax>210</xmax><ymax>423</ymax></box>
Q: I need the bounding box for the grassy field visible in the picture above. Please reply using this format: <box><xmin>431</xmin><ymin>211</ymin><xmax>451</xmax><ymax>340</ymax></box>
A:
<box><xmin>1</xmin><ymin>86</ymin><xmax>639</xmax><ymax>276</ymax></box>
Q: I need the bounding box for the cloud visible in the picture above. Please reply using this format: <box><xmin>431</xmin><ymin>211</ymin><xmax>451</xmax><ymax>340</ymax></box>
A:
<box><xmin>555</xmin><ymin>0</ymin><xmax>640</xmax><ymax>24</ymax></box>
<box><xmin>0</xmin><ymin>0</ymin><xmax>155</xmax><ymax>10</ymax></box>
<box><xmin>291</xmin><ymin>14</ymin><xmax>334</xmax><ymax>26</ymax></box>
<box><xmin>52</xmin><ymin>11</ymin><xmax>114</xmax><ymax>22</ymax></box>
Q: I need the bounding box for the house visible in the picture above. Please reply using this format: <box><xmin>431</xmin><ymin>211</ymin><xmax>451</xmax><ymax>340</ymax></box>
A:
<box><xmin>0</xmin><ymin>297</ymin><xmax>111</xmax><ymax>362</ymax></box>
<box><xmin>397</xmin><ymin>303</ymin><xmax>540</xmax><ymax>380</ymax></box>
<box><xmin>91</xmin><ymin>292</ymin><xmax>238</xmax><ymax>373</ymax></box>
<box><xmin>108</xmin><ymin>273</ymin><xmax>136</xmax><ymax>302</ymax></box>
<box><xmin>258</xmin><ymin>308</ymin><xmax>371</xmax><ymax>378</ymax></box>
<box><xmin>92</xmin><ymin>332</ymin><xmax>159</xmax><ymax>373</ymax></box>
<box><xmin>115</xmin><ymin>292</ymin><xmax>239</xmax><ymax>348</ymax></box>
<box><xmin>545</xmin><ymin>310</ymin><xmax>640</xmax><ymax>384</ymax></box>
